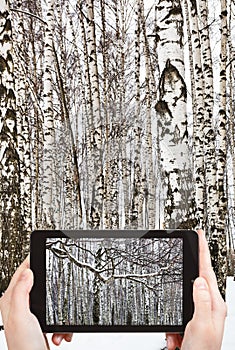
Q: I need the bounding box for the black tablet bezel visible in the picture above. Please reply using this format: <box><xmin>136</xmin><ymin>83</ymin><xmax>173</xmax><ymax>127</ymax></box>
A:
<box><xmin>30</xmin><ymin>229</ymin><xmax>198</xmax><ymax>333</ymax></box>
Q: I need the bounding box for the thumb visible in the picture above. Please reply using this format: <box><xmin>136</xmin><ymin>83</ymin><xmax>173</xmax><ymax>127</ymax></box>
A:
<box><xmin>192</xmin><ymin>277</ymin><xmax>212</xmax><ymax>323</ymax></box>
<box><xmin>11</xmin><ymin>268</ymin><xmax>34</xmax><ymax>315</ymax></box>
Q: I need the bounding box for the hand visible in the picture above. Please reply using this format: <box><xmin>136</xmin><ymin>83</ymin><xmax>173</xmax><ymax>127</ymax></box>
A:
<box><xmin>0</xmin><ymin>257</ymin><xmax>73</xmax><ymax>350</ymax></box>
<box><xmin>166</xmin><ymin>230</ymin><xmax>227</xmax><ymax>350</ymax></box>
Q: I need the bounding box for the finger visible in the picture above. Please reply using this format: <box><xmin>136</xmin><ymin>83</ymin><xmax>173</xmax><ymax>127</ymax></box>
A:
<box><xmin>51</xmin><ymin>333</ymin><xmax>73</xmax><ymax>345</ymax></box>
<box><xmin>0</xmin><ymin>262</ymin><xmax>29</xmax><ymax>320</ymax></box>
<box><xmin>64</xmin><ymin>333</ymin><xmax>73</xmax><ymax>342</ymax></box>
<box><xmin>198</xmin><ymin>230</ymin><xmax>212</xmax><ymax>271</ymax></box>
<box><xmin>165</xmin><ymin>333</ymin><xmax>182</xmax><ymax>350</ymax></box>
<box><xmin>52</xmin><ymin>334</ymin><xmax>65</xmax><ymax>345</ymax></box>
<box><xmin>197</xmin><ymin>231</ymin><xmax>224</xmax><ymax>306</ymax></box>
<box><xmin>192</xmin><ymin>277</ymin><xmax>212</xmax><ymax>324</ymax></box>
<box><xmin>10</xmin><ymin>269</ymin><xmax>33</xmax><ymax>315</ymax></box>
<box><xmin>4</xmin><ymin>256</ymin><xmax>30</xmax><ymax>296</ymax></box>
<box><xmin>198</xmin><ymin>231</ymin><xmax>220</xmax><ymax>291</ymax></box>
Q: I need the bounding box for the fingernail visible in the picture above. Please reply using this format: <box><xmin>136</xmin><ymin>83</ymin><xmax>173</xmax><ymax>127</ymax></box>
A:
<box><xmin>65</xmin><ymin>334</ymin><xmax>72</xmax><ymax>342</ymax></box>
<box><xmin>55</xmin><ymin>335</ymin><xmax>63</xmax><ymax>344</ymax></box>
<box><xmin>194</xmin><ymin>277</ymin><xmax>208</xmax><ymax>290</ymax></box>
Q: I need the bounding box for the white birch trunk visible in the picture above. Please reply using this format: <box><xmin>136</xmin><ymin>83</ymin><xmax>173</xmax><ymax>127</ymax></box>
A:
<box><xmin>155</xmin><ymin>1</ymin><xmax>195</xmax><ymax>228</ymax></box>
<box><xmin>41</xmin><ymin>0</ymin><xmax>58</xmax><ymax>228</ymax></box>
<box><xmin>140</xmin><ymin>0</ymin><xmax>155</xmax><ymax>229</ymax></box>
<box><xmin>132</xmin><ymin>0</ymin><xmax>144</xmax><ymax>229</ymax></box>
<box><xmin>13</xmin><ymin>5</ymin><xmax>32</xmax><ymax>248</ymax></box>
<box><xmin>227</xmin><ymin>1</ymin><xmax>235</xmax><ymax>231</ymax></box>
<box><xmin>85</xmin><ymin>0</ymin><xmax>103</xmax><ymax>228</ymax></box>
<box><xmin>0</xmin><ymin>0</ymin><xmax>28</xmax><ymax>293</ymax></box>
<box><xmin>209</xmin><ymin>0</ymin><xmax>228</xmax><ymax>298</ymax></box>
<box><xmin>197</xmin><ymin>0</ymin><xmax>217</xmax><ymax>234</ymax></box>
<box><xmin>186</xmin><ymin>0</ymin><xmax>206</xmax><ymax>228</ymax></box>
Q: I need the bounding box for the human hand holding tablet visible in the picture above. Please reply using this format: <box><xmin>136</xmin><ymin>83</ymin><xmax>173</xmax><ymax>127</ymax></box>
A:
<box><xmin>30</xmin><ymin>229</ymin><xmax>199</xmax><ymax>334</ymax></box>
<box><xmin>0</xmin><ymin>256</ymin><xmax>72</xmax><ymax>350</ymax></box>
<box><xmin>0</xmin><ymin>230</ymin><xmax>226</xmax><ymax>350</ymax></box>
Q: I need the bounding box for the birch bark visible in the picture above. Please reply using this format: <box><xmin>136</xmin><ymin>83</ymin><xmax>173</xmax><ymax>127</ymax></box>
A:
<box><xmin>197</xmin><ymin>0</ymin><xmax>217</xmax><ymax>234</ymax></box>
<box><xmin>209</xmin><ymin>0</ymin><xmax>228</xmax><ymax>298</ymax></box>
<box><xmin>0</xmin><ymin>0</ymin><xmax>29</xmax><ymax>293</ymax></box>
<box><xmin>40</xmin><ymin>0</ymin><xmax>58</xmax><ymax>228</ymax></box>
<box><xmin>53</xmin><ymin>42</ymin><xmax>82</xmax><ymax>228</ymax></box>
<box><xmin>155</xmin><ymin>0</ymin><xmax>195</xmax><ymax>229</ymax></box>
<box><xmin>227</xmin><ymin>1</ymin><xmax>235</xmax><ymax>231</ymax></box>
<box><xmin>186</xmin><ymin>0</ymin><xmax>217</xmax><ymax>233</ymax></box>
<box><xmin>185</xmin><ymin>0</ymin><xmax>206</xmax><ymax>228</ymax></box>
<box><xmin>85</xmin><ymin>0</ymin><xmax>103</xmax><ymax>228</ymax></box>
<box><xmin>13</xmin><ymin>2</ymin><xmax>32</xmax><ymax>248</ymax></box>
<box><xmin>132</xmin><ymin>0</ymin><xmax>143</xmax><ymax>229</ymax></box>
<box><xmin>140</xmin><ymin>0</ymin><xmax>155</xmax><ymax>228</ymax></box>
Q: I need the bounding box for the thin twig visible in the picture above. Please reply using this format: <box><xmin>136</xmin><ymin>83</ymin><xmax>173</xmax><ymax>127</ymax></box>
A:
<box><xmin>10</xmin><ymin>8</ymin><xmax>47</xmax><ymax>25</ymax></box>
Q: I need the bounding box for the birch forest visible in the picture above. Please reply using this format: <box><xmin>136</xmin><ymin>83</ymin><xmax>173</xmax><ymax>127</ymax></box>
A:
<box><xmin>0</xmin><ymin>0</ymin><xmax>234</xmax><ymax>299</ymax></box>
<box><xmin>46</xmin><ymin>237</ymin><xmax>183</xmax><ymax>326</ymax></box>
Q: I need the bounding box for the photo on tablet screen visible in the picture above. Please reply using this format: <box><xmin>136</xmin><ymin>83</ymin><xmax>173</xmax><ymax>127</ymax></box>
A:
<box><xmin>46</xmin><ymin>237</ymin><xmax>183</xmax><ymax>326</ymax></box>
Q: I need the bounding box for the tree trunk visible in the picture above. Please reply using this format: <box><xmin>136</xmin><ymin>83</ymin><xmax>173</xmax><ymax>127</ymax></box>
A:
<box><xmin>155</xmin><ymin>0</ymin><xmax>195</xmax><ymax>229</ymax></box>
<box><xmin>40</xmin><ymin>0</ymin><xmax>58</xmax><ymax>228</ymax></box>
<box><xmin>0</xmin><ymin>0</ymin><xmax>30</xmax><ymax>294</ymax></box>
<box><xmin>209</xmin><ymin>0</ymin><xmax>228</xmax><ymax>298</ymax></box>
<box><xmin>85</xmin><ymin>0</ymin><xmax>103</xmax><ymax>228</ymax></box>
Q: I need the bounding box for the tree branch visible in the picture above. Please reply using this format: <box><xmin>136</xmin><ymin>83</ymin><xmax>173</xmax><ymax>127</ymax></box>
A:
<box><xmin>10</xmin><ymin>8</ymin><xmax>47</xmax><ymax>25</ymax></box>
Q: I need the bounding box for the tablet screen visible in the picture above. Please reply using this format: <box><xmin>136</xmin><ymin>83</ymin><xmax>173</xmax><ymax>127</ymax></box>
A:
<box><xmin>45</xmin><ymin>237</ymin><xmax>183</xmax><ymax>327</ymax></box>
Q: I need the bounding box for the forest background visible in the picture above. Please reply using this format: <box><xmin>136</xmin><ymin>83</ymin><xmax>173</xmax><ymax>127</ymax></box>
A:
<box><xmin>0</xmin><ymin>0</ymin><xmax>234</xmax><ymax>303</ymax></box>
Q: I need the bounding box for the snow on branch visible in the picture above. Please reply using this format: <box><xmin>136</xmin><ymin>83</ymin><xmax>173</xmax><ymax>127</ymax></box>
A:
<box><xmin>48</xmin><ymin>241</ymin><xmax>179</xmax><ymax>287</ymax></box>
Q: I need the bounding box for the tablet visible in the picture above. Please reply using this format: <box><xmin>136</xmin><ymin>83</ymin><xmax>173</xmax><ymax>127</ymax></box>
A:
<box><xmin>30</xmin><ymin>229</ymin><xmax>198</xmax><ymax>333</ymax></box>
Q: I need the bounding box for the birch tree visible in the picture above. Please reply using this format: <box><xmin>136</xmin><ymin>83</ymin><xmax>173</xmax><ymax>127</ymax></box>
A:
<box><xmin>185</xmin><ymin>0</ymin><xmax>206</xmax><ymax>228</ymax></box>
<box><xmin>208</xmin><ymin>0</ymin><xmax>228</xmax><ymax>297</ymax></box>
<box><xmin>155</xmin><ymin>0</ymin><xmax>195</xmax><ymax>229</ymax></box>
<box><xmin>85</xmin><ymin>0</ymin><xmax>104</xmax><ymax>228</ymax></box>
<box><xmin>0</xmin><ymin>0</ymin><xmax>233</xmax><ymax>298</ymax></box>
<box><xmin>0</xmin><ymin>0</ymin><xmax>30</xmax><ymax>294</ymax></box>
<box><xmin>39</xmin><ymin>0</ymin><xmax>61</xmax><ymax>229</ymax></box>
<box><xmin>227</xmin><ymin>0</ymin><xmax>235</xmax><ymax>249</ymax></box>
<box><xmin>140</xmin><ymin>0</ymin><xmax>155</xmax><ymax>229</ymax></box>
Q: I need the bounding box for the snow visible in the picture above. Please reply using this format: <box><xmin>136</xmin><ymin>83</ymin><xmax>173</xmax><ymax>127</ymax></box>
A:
<box><xmin>48</xmin><ymin>277</ymin><xmax>235</xmax><ymax>350</ymax></box>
